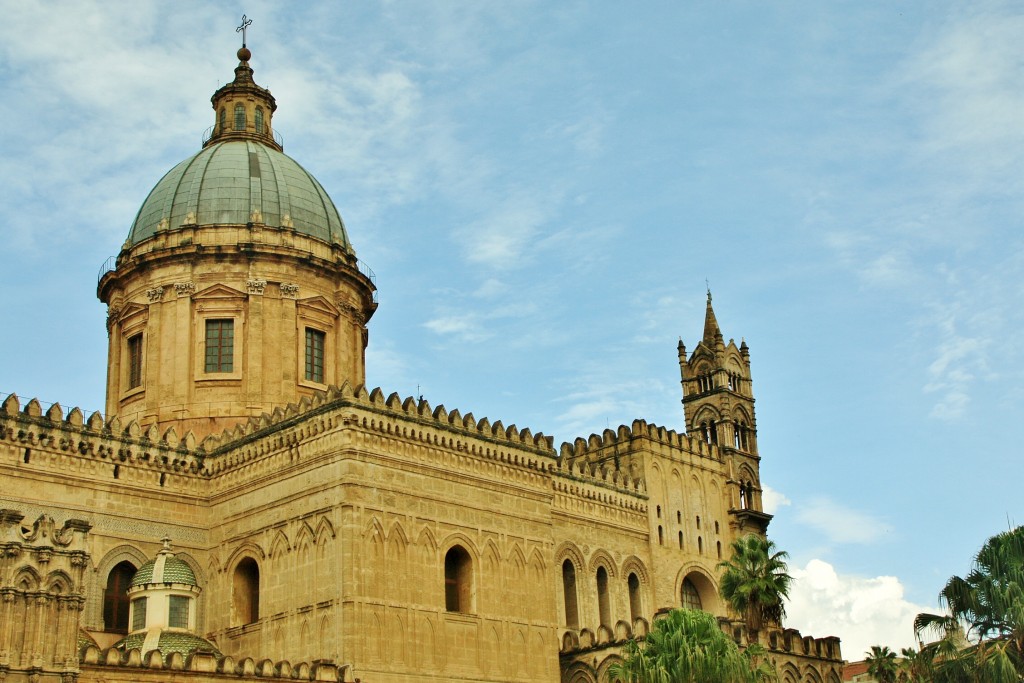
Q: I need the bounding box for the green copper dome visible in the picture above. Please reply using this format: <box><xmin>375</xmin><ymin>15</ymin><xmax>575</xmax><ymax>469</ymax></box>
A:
<box><xmin>127</xmin><ymin>140</ymin><xmax>350</xmax><ymax>248</ymax></box>
<box><xmin>114</xmin><ymin>631</ymin><xmax>221</xmax><ymax>658</ymax></box>
<box><xmin>131</xmin><ymin>555</ymin><xmax>198</xmax><ymax>588</ymax></box>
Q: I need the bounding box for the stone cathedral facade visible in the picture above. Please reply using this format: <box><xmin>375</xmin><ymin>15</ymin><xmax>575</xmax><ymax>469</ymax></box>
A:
<box><xmin>0</xmin><ymin>44</ymin><xmax>843</xmax><ymax>683</ymax></box>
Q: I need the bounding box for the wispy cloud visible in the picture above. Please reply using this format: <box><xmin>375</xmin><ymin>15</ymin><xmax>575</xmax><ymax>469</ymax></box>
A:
<box><xmin>796</xmin><ymin>497</ymin><xmax>893</xmax><ymax>545</ymax></box>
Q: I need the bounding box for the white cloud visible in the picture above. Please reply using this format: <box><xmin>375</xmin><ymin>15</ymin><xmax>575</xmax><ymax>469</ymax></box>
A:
<box><xmin>762</xmin><ymin>486</ymin><xmax>791</xmax><ymax>515</ymax></box>
<box><xmin>921</xmin><ymin>306</ymin><xmax>990</xmax><ymax>420</ymax></box>
<box><xmin>787</xmin><ymin>559</ymin><xmax>935</xmax><ymax>660</ymax></box>
<box><xmin>796</xmin><ymin>497</ymin><xmax>893</xmax><ymax>545</ymax></box>
<box><xmin>423</xmin><ymin>314</ymin><xmax>491</xmax><ymax>343</ymax></box>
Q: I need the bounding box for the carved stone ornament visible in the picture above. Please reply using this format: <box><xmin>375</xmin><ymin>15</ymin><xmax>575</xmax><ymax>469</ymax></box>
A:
<box><xmin>247</xmin><ymin>279</ymin><xmax>268</xmax><ymax>295</ymax></box>
<box><xmin>145</xmin><ymin>287</ymin><xmax>165</xmax><ymax>302</ymax></box>
<box><xmin>280</xmin><ymin>282</ymin><xmax>299</xmax><ymax>298</ymax></box>
<box><xmin>174</xmin><ymin>281</ymin><xmax>196</xmax><ymax>297</ymax></box>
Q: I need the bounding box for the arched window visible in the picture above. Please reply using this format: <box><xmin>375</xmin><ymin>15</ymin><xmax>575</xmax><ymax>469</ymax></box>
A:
<box><xmin>698</xmin><ymin>536</ymin><xmax>703</xmax><ymax>554</ymax></box>
<box><xmin>234</xmin><ymin>103</ymin><xmax>246</xmax><ymax>131</ymax></box>
<box><xmin>103</xmin><ymin>561</ymin><xmax>136</xmax><ymax>633</ymax></box>
<box><xmin>740</xmin><ymin>486</ymin><xmax>747</xmax><ymax>509</ymax></box>
<box><xmin>219</xmin><ymin>107</ymin><xmax>226</xmax><ymax>132</ymax></box>
<box><xmin>444</xmin><ymin>545</ymin><xmax>473</xmax><ymax>613</ymax></box>
<box><xmin>678</xmin><ymin>531</ymin><xmax>683</xmax><ymax>549</ymax></box>
<box><xmin>657</xmin><ymin>525</ymin><xmax>663</xmax><ymax>545</ymax></box>
<box><xmin>681</xmin><ymin>578</ymin><xmax>702</xmax><ymax>610</ymax></box>
<box><xmin>232</xmin><ymin>557</ymin><xmax>260</xmax><ymax>625</ymax></box>
<box><xmin>717</xmin><ymin>541</ymin><xmax>722</xmax><ymax>559</ymax></box>
<box><xmin>596</xmin><ymin>566</ymin><xmax>611</xmax><ymax>627</ymax></box>
<box><xmin>708</xmin><ymin>419</ymin><xmax>718</xmax><ymax>444</ymax></box>
<box><xmin>656</xmin><ymin>505</ymin><xmax>661</xmax><ymax>518</ymax></box>
<box><xmin>562</xmin><ymin>560</ymin><xmax>579</xmax><ymax>629</ymax></box>
<box><xmin>627</xmin><ymin>573</ymin><xmax>642</xmax><ymax>622</ymax></box>
<box><xmin>255</xmin><ymin>106</ymin><xmax>264</xmax><ymax>134</ymax></box>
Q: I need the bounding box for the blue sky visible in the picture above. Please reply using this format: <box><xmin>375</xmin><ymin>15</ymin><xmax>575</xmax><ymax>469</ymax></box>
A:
<box><xmin>1</xmin><ymin>0</ymin><xmax>1021</xmax><ymax>658</ymax></box>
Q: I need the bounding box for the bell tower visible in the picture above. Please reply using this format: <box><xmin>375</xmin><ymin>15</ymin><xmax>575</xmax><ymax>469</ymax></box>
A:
<box><xmin>679</xmin><ymin>292</ymin><xmax>771</xmax><ymax>534</ymax></box>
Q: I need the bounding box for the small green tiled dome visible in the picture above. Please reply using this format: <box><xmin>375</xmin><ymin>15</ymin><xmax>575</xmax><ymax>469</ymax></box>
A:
<box><xmin>127</xmin><ymin>140</ymin><xmax>350</xmax><ymax>248</ymax></box>
<box><xmin>114</xmin><ymin>631</ymin><xmax>221</xmax><ymax>658</ymax></box>
<box><xmin>130</xmin><ymin>555</ymin><xmax>197</xmax><ymax>588</ymax></box>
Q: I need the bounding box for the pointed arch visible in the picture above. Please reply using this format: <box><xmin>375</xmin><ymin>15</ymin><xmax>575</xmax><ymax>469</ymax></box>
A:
<box><xmin>47</xmin><ymin>569</ymin><xmax>74</xmax><ymax>594</ymax></box>
<box><xmin>295</xmin><ymin>521</ymin><xmax>316</xmax><ymax>553</ymax></box>
<box><xmin>91</xmin><ymin>544</ymin><xmax>149</xmax><ymax>631</ymax></box>
<box><xmin>269</xmin><ymin>529</ymin><xmax>291</xmax><ymax>560</ymax></box>
<box><xmin>314</xmin><ymin>517</ymin><xmax>336</xmax><ymax>543</ymax></box>
<box><xmin>588</xmin><ymin>550</ymin><xmax>617</xmax><ymax>577</ymax></box>
<box><xmin>14</xmin><ymin>566</ymin><xmax>40</xmax><ymax>590</ymax></box>
<box><xmin>554</xmin><ymin>541</ymin><xmax>586</xmax><ymax>572</ymax></box>
<box><xmin>319</xmin><ymin>613</ymin><xmax>333</xmax><ymax>647</ymax></box>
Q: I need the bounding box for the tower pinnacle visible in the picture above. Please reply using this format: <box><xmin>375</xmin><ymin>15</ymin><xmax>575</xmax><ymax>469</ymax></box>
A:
<box><xmin>702</xmin><ymin>290</ymin><xmax>723</xmax><ymax>344</ymax></box>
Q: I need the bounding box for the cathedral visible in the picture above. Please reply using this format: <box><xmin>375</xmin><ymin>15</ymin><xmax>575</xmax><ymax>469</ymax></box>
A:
<box><xmin>0</xmin><ymin>40</ymin><xmax>843</xmax><ymax>683</ymax></box>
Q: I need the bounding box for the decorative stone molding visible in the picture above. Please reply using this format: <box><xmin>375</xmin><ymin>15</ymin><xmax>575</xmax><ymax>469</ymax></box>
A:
<box><xmin>174</xmin><ymin>281</ymin><xmax>196</xmax><ymax>297</ymax></box>
<box><xmin>246</xmin><ymin>279</ymin><xmax>267</xmax><ymax>295</ymax></box>
<box><xmin>280</xmin><ymin>283</ymin><xmax>299</xmax><ymax>298</ymax></box>
<box><xmin>145</xmin><ymin>287</ymin><xmax>165</xmax><ymax>302</ymax></box>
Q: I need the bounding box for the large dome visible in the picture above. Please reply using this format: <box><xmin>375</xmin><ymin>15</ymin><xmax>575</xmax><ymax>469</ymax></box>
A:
<box><xmin>127</xmin><ymin>140</ymin><xmax>350</xmax><ymax>248</ymax></box>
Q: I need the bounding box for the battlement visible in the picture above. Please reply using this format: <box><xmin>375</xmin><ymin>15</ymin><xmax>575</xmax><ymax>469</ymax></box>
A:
<box><xmin>80</xmin><ymin>646</ymin><xmax>352</xmax><ymax>682</ymax></box>
<box><xmin>717</xmin><ymin>619</ymin><xmax>842</xmax><ymax>661</ymax></box>
<box><xmin>202</xmin><ymin>382</ymin><xmax>555</xmax><ymax>453</ymax></box>
<box><xmin>0</xmin><ymin>393</ymin><xmax>206</xmax><ymax>481</ymax></box>
<box><xmin>558</xmin><ymin>418</ymin><xmax>720</xmax><ymax>467</ymax></box>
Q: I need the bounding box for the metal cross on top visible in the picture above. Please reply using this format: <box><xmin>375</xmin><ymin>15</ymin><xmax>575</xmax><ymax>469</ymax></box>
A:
<box><xmin>237</xmin><ymin>14</ymin><xmax>253</xmax><ymax>47</ymax></box>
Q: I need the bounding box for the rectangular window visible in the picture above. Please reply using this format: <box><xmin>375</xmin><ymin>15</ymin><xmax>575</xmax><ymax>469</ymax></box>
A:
<box><xmin>305</xmin><ymin>328</ymin><xmax>325</xmax><ymax>383</ymax></box>
<box><xmin>131</xmin><ymin>597</ymin><xmax>147</xmax><ymax>631</ymax></box>
<box><xmin>127</xmin><ymin>334</ymin><xmax>143</xmax><ymax>389</ymax></box>
<box><xmin>168</xmin><ymin>595</ymin><xmax>189</xmax><ymax>628</ymax></box>
<box><xmin>205</xmin><ymin>319</ymin><xmax>234</xmax><ymax>373</ymax></box>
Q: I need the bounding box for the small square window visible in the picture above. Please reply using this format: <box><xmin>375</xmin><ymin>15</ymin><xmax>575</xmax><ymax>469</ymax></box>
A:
<box><xmin>305</xmin><ymin>328</ymin><xmax>325</xmax><ymax>383</ymax></box>
<box><xmin>205</xmin><ymin>319</ymin><xmax>234</xmax><ymax>373</ymax></box>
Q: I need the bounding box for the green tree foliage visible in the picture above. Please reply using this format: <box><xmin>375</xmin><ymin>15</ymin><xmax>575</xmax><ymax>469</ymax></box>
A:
<box><xmin>606</xmin><ymin>608</ymin><xmax>776</xmax><ymax>683</ymax></box>
<box><xmin>897</xmin><ymin>646</ymin><xmax>935</xmax><ymax>683</ymax></box>
<box><xmin>717</xmin><ymin>535</ymin><xmax>792</xmax><ymax>631</ymax></box>
<box><xmin>865</xmin><ymin>645</ymin><xmax>899</xmax><ymax>683</ymax></box>
<box><xmin>914</xmin><ymin>525</ymin><xmax>1024</xmax><ymax>683</ymax></box>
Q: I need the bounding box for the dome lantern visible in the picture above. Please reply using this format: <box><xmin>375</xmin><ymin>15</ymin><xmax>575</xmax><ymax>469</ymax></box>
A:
<box><xmin>205</xmin><ymin>44</ymin><xmax>281</xmax><ymax>151</ymax></box>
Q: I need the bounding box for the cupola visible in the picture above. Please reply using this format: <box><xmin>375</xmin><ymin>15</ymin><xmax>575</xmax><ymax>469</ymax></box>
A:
<box><xmin>113</xmin><ymin>539</ymin><xmax>220</xmax><ymax>658</ymax></box>
<box><xmin>97</xmin><ymin>41</ymin><xmax>377</xmax><ymax>439</ymax></box>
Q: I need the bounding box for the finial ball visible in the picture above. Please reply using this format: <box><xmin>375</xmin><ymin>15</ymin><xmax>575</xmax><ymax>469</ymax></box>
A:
<box><xmin>237</xmin><ymin>47</ymin><xmax>252</xmax><ymax>62</ymax></box>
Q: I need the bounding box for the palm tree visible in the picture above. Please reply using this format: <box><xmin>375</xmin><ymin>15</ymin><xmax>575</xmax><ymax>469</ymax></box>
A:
<box><xmin>606</xmin><ymin>608</ymin><xmax>775</xmax><ymax>683</ymax></box>
<box><xmin>914</xmin><ymin>525</ymin><xmax>1024</xmax><ymax>683</ymax></box>
<box><xmin>717</xmin><ymin>534</ymin><xmax>792</xmax><ymax>631</ymax></box>
<box><xmin>897</xmin><ymin>646</ymin><xmax>934</xmax><ymax>682</ymax></box>
<box><xmin>865</xmin><ymin>645</ymin><xmax>899</xmax><ymax>683</ymax></box>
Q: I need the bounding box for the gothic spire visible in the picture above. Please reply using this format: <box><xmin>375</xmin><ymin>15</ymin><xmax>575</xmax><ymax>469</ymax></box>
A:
<box><xmin>702</xmin><ymin>290</ymin><xmax>722</xmax><ymax>344</ymax></box>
